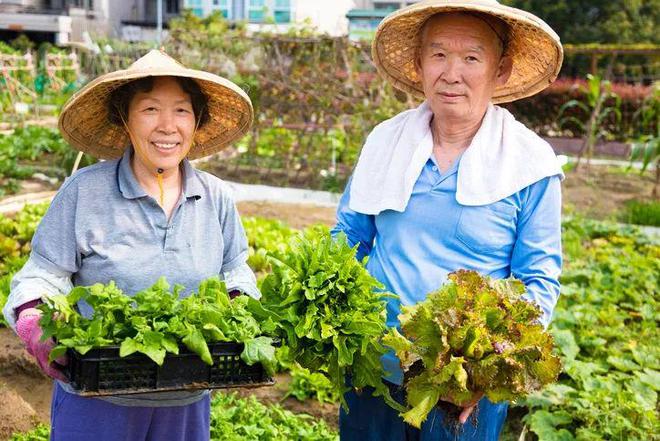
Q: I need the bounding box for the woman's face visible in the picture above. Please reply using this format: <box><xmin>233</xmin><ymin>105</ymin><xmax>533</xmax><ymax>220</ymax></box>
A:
<box><xmin>126</xmin><ymin>76</ymin><xmax>196</xmax><ymax>173</ymax></box>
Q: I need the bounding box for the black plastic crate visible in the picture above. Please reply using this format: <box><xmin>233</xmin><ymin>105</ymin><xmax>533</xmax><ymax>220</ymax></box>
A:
<box><xmin>64</xmin><ymin>341</ymin><xmax>274</xmax><ymax>396</ymax></box>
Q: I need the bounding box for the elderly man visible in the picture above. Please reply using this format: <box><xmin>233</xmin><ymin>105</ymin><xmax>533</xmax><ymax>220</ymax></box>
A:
<box><xmin>332</xmin><ymin>1</ymin><xmax>564</xmax><ymax>440</ymax></box>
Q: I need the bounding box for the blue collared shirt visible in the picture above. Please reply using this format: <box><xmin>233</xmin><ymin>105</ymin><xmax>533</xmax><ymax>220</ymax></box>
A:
<box><xmin>332</xmin><ymin>156</ymin><xmax>562</xmax><ymax>385</ymax></box>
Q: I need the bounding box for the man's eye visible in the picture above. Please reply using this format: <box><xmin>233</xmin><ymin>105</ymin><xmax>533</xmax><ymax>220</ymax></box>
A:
<box><xmin>143</xmin><ymin>107</ymin><xmax>157</xmax><ymax>112</ymax></box>
<box><xmin>466</xmin><ymin>56</ymin><xmax>479</xmax><ymax>62</ymax></box>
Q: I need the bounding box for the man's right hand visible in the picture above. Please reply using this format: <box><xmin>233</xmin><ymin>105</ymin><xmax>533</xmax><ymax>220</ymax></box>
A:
<box><xmin>15</xmin><ymin>308</ymin><xmax>68</xmax><ymax>382</ymax></box>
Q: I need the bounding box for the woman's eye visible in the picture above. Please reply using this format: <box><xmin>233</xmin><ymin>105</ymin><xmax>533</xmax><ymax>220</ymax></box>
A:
<box><xmin>433</xmin><ymin>53</ymin><xmax>445</xmax><ymax>58</ymax></box>
<box><xmin>143</xmin><ymin>107</ymin><xmax>157</xmax><ymax>112</ymax></box>
<box><xmin>177</xmin><ymin>108</ymin><xmax>191</xmax><ymax>114</ymax></box>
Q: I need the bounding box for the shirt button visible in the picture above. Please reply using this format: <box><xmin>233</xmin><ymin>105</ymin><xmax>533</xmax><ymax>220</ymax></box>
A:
<box><xmin>432</xmin><ymin>166</ymin><xmax>438</xmax><ymax>172</ymax></box>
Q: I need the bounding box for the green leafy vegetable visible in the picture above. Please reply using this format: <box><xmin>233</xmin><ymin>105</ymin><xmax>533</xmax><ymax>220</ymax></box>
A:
<box><xmin>250</xmin><ymin>230</ymin><xmax>402</xmax><ymax>411</ymax></box>
<box><xmin>383</xmin><ymin>270</ymin><xmax>561</xmax><ymax>428</ymax></box>
<box><xmin>210</xmin><ymin>392</ymin><xmax>338</xmax><ymax>441</ymax></box>
<box><xmin>38</xmin><ymin>277</ymin><xmax>276</xmax><ymax>370</ymax></box>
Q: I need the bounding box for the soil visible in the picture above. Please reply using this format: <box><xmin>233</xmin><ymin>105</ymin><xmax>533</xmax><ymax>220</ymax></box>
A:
<box><xmin>0</xmin><ymin>163</ymin><xmax>656</xmax><ymax>439</ymax></box>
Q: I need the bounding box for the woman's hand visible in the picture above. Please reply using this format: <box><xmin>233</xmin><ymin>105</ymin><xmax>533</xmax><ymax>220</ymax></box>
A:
<box><xmin>15</xmin><ymin>308</ymin><xmax>68</xmax><ymax>382</ymax></box>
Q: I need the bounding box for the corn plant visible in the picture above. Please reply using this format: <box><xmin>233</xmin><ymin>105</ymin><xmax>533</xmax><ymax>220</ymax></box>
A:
<box><xmin>559</xmin><ymin>74</ymin><xmax>622</xmax><ymax>171</ymax></box>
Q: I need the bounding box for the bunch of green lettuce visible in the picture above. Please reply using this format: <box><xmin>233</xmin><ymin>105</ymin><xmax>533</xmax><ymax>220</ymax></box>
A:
<box><xmin>38</xmin><ymin>277</ymin><xmax>276</xmax><ymax>372</ymax></box>
<box><xmin>383</xmin><ymin>270</ymin><xmax>561</xmax><ymax>428</ymax></box>
<box><xmin>249</xmin><ymin>230</ymin><xmax>402</xmax><ymax>411</ymax></box>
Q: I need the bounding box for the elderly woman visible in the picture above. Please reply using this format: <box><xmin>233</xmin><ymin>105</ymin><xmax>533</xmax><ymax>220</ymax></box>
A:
<box><xmin>332</xmin><ymin>1</ymin><xmax>564</xmax><ymax>440</ymax></box>
<box><xmin>3</xmin><ymin>50</ymin><xmax>258</xmax><ymax>441</ymax></box>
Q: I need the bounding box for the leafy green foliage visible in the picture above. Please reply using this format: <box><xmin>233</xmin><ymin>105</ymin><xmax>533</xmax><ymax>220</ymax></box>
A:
<box><xmin>9</xmin><ymin>424</ymin><xmax>50</xmax><ymax>441</ymax></box>
<box><xmin>0</xmin><ymin>203</ymin><xmax>49</xmax><ymax>326</ymax></box>
<box><xmin>249</xmin><ymin>230</ymin><xmax>401</xmax><ymax>411</ymax></box>
<box><xmin>210</xmin><ymin>392</ymin><xmax>338</xmax><ymax>440</ymax></box>
<box><xmin>0</xmin><ymin>126</ymin><xmax>95</xmax><ymax>195</ymax></box>
<box><xmin>621</xmin><ymin>199</ymin><xmax>660</xmax><ymax>227</ymax></box>
<box><xmin>522</xmin><ymin>218</ymin><xmax>660</xmax><ymax>440</ymax></box>
<box><xmin>383</xmin><ymin>270</ymin><xmax>561</xmax><ymax>429</ymax></box>
<box><xmin>243</xmin><ymin>217</ymin><xmax>295</xmax><ymax>274</ymax></box>
<box><xmin>38</xmin><ymin>277</ymin><xmax>276</xmax><ymax>370</ymax></box>
<box><xmin>500</xmin><ymin>1</ymin><xmax>660</xmax><ymax>45</ymax></box>
<box><xmin>285</xmin><ymin>364</ymin><xmax>340</xmax><ymax>404</ymax></box>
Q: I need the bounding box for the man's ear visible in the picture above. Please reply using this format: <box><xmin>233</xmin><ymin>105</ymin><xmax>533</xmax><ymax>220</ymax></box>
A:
<box><xmin>496</xmin><ymin>55</ymin><xmax>513</xmax><ymax>86</ymax></box>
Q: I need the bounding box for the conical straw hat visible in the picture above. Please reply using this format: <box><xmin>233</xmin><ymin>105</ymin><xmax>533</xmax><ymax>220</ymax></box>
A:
<box><xmin>58</xmin><ymin>49</ymin><xmax>253</xmax><ymax>160</ymax></box>
<box><xmin>372</xmin><ymin>0</ymin><xmax>563</xmax><ymax>103</ymax></box>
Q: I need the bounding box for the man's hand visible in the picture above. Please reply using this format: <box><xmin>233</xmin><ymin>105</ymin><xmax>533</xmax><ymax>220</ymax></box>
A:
<box><xmin>440</xmin><ymin>391</ymin><xmax>484</xmax><ymax>424</ymax></box>
<box><xmin>458</xmin><ymin>392</ymin><xmax>483</xmax><ymax>424</ymax></box>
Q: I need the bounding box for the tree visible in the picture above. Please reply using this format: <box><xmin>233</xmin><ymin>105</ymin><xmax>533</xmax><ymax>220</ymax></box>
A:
<box><xmin>500</xmin><ymin>0</ymin><xmax>660</xmax><ymax>44</ymax></box>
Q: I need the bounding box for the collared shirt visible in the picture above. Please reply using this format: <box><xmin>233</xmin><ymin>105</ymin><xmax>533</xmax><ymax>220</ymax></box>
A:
<box><xmin>9</xmin><ymin>147</ymin><xmax>251</xmax><ymax>406</ymax></box>
<box><xmin>332</xmin><ymin>156</ymin><xmax>562</xmax><ymax>385</ymax></box>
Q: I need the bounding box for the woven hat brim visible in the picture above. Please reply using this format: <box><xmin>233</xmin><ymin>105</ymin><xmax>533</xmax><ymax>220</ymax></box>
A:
<box><xmin>371</xmin><ymin>0</ymin><xmax>563</xmax><ymax>104</ymax></box>
<box><xmin>58</xmin><ymin>68</ymin><xmax>253</xmax><ymax>160</ymax></box>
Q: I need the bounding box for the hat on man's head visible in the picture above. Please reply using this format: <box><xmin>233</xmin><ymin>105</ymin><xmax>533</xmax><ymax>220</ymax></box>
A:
<box><xmin>58</xmin><ymin>49</ymin><xmax>253</xmax><ymax>160</ymax></box>
<box><xmin>372</xmin><ymin>0</ymin><xmax>563</xmax><ymax>104</ymax></box>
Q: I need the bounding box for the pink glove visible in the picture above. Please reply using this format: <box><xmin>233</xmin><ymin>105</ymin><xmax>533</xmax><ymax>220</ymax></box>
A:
<box><xmin>16</xmin><ymin>308</ymin><xmax>68</xmax><ymax>382</ymax></box>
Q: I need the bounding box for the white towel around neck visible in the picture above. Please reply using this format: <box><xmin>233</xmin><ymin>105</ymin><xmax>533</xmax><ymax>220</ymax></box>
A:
<box><xmin>348</xmin><ymin>102</ymin><xmax>564</xmax><ymax>215</ymax></box>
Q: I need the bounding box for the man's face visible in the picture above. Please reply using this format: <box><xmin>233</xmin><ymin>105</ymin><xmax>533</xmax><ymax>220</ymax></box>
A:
<box><xmin>415</xmin><ymin>13</ymin><xmax>511</xmax><ymax>123</ymax></box>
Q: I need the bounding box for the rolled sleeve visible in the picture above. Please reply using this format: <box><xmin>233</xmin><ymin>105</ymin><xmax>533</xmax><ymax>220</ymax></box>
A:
<box><xmin>3</xmin><ymin>256</ymin><xmax>73</xmax><ymax>330</ymax></box>
<box><xmin>222</xmin><ymin>262</ymin><xmax>261</xmax><ymax>299</ymax></box>
<box><xmin>331</xmin><ymin>177</ymin><xmax>377</xmax><ymax>261</ymax></box>
<box><xmin>510</xmin><ymin>176</ymin><xmax>563</xmax><ymax>328</ymax></box>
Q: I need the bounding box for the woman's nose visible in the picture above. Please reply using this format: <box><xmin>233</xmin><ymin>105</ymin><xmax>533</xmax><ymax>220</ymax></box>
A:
<box><xmin>157</xmin><ymin>111</ymin><xmax>176</xmax><ymax>133</ymax></box>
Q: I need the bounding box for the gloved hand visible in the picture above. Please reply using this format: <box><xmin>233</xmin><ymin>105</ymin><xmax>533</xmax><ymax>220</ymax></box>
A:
<box><xmin>16</xmin><ymin>308</ymin><xmax>68</xmax><ymax>381</ymax></box>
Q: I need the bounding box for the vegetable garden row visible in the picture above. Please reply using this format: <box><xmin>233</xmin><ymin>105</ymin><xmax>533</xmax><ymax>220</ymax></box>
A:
<box><xmin>1</xmin><ymin>202</ymin><xmax>658</xmax><ymax>440</ymax></box>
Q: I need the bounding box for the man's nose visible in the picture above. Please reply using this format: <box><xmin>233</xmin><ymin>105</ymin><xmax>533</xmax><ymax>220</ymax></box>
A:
<box><xmin>441</xmin><ymin>57</ymin><xmax>461</xmax><ymax>83</ymax></box>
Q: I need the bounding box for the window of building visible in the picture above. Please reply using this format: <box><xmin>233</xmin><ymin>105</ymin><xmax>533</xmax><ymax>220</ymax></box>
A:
<box><xmin>167</xmin><ymin>0</ymin><xmax>180</xmax><ymax>14</ymax></box>
<box><xmin>248</xmin><ymin>0</ymin><xmax>266</xmax><ymax>22</ymax></box>
<box><xmin>374</xmin><ymin>2</ymin><xmax>400</xmax><ymax>10</ymax></box>
<box><xmin>273</xmin><ymin>0</ymin><xmax>291</xmax><ymax>23</ymax></box>
<box><xmin>211</xmin><ymin>0</ymin><xmax>232</xmax><ymax>18</ymax></box>
<box><xmin>184</xmin><ymin>0</ymin><xmax>204</xmax><ymax>16</ymax></box>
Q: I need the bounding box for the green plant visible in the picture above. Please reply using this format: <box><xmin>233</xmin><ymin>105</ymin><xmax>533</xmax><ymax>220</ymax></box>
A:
<box><xmin>559</xmin><ymin>74</ymin><xmax>622</xmax><ymax>170</ymax></box>
<box><xmin>627</xmin><ymin>82</ymin><xmax>659</xmax><ymax>197</ymax></box>
<box><xmin>10</xmin><ymin>424</ymin><xmax>49</xmax><ymax>441</ymax></box>
<box><xmin>38</xmin><ymin>277</ymin><xmax>277</xmax><ymax>370</ymax></box>
<box><xmin>211</xmin><ymin>391</ymin><xmax>339</xmax><ymax>440</ymax></box>
<box><xmin>249</xmin><ymin>230</ymin><xmax>402</xmax><ymax>411</ymax></box>
<box><xmin>383</xmin><ymin>270</ymin><xmax>561</xmax><ymax>429</ymax></box>
<box><xmin>285</xmin><ymin>364</ymin><xmax>340</xmax><ymax>404</ymax></box>
<box><xmin>522</xmin><ymin>218</ymin><xmax>659</xmax><ymax>440</ymax></box>
<box><xmin>621</xmin><ymin>200</ymin><xmax>660</xmax><ymax>226</ymax></box>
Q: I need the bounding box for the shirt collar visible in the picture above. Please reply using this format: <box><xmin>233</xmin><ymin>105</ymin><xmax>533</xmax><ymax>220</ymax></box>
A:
<box><xmin>117</xmin><ymin>147</ymin><xmax>204</xmax><ymax>200</ymax></box>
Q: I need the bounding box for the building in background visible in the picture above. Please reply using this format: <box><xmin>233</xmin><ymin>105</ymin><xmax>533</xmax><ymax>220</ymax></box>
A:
<box><xmin>0</xmin><ymin>0</ymin><xmax>103</xmax><ymax>44</ymax></box>
<box><xmin>0</xmin><ymin>0</ymin><xmax>406</xmax><ymax>45</ymax></box>
<box><xmin>181</xmin><ymin>0</ymin><xmax>354</xmax><ymax>36</ymax></box>
<box><xmin>347</xmin><ymin>0</ymin><xmax>419</xmax><ymax>40</ymax></box>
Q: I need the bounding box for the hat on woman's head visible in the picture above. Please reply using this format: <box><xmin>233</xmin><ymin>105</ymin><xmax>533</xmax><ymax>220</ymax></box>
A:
<box><xmin>372</xmin><ymin>0</ymin><xmax>563</xmax><ymax>104</ymax></box>
<box><xmin>58</xmin><ymin>50</ymin><xmax>253</xmax><ymax>160</ymax></box>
